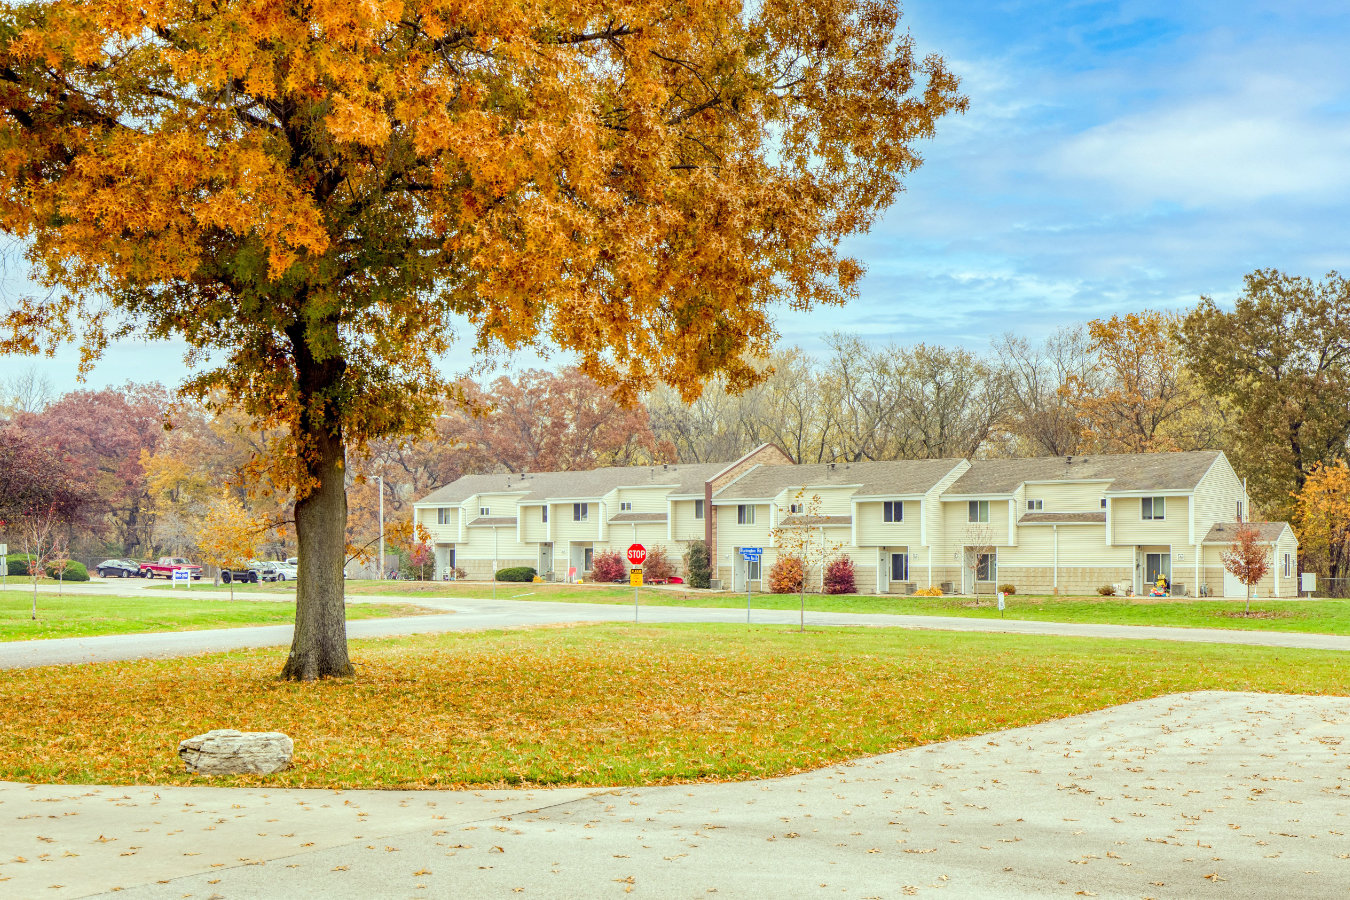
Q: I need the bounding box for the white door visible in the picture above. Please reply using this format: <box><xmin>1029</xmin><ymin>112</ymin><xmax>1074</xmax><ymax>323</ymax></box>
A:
<box><xmin>1223</xmin><ymin>567</ymin><xmax>1245</xmax><ymax>598</ymax></box>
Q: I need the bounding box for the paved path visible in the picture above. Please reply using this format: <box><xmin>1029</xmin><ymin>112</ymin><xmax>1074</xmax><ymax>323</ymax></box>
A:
<box><xmin>5</xmin><ymin>591</ymin><xmax>1350</xmax><ymax>669</ymax></box>
<box><xmin>2</xmin><ymin>691</ymin><xmax>1347</xmax><ymax>898</ymax></box>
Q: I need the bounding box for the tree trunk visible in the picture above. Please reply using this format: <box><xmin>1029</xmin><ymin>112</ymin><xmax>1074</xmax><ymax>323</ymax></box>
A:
<box><xmin>281</xmin><ymin>425</ymin><xmax>353</xmax><ymax>679</ymax></box>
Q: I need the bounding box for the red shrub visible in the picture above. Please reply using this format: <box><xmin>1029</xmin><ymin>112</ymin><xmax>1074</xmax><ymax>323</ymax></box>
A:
<box><xmin>590</xmin><ymin>550</ymin><xmax>627</xmax><ymax>582</ymax></box>
<box><xmin>644</xmin><ymin>546</ymin><xmax>675</xmax><ymax>581</ymax></box>
<box><xmin>823</xmin><ymin>556</ymin><xmax>856</xmax><ymax>594</ymax></box>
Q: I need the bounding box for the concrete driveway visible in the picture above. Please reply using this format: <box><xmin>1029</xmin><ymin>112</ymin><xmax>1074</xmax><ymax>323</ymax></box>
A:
<box><xmin>1</xmin><ymin>691</ymin><xmax>1347</xmax><ymax>898</ymax></box>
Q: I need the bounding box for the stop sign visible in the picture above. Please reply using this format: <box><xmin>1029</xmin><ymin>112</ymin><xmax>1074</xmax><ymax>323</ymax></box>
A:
<box><xmin>627</xmin><ymin>543</ymin><xmax>647</xmax><ymax>566</ymax></box>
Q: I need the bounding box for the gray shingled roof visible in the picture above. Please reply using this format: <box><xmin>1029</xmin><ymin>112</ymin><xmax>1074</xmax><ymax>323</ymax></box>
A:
<box><xmin>466</xmin><ymin>516</ymin><xmax>518</xmax><ymax>527</ymax></box>
<box><xmin>1202</xmin><ymin>522</ymin><xmax>1292</xmax><ymax>543</ymax></box>
<box><xmin>945</xmin><ymin>451</ymin><xmax>1222</xmax><ymax>496</ymax></box>
<box><xmin>608</xmin><ymin>512</ymin><xmax>668</xmax><ymax>524</ymax></box>
<box><xmin>778</xmin><ymin>514</ymin><xmax>853</xmax><ymax>527</ymax></box>
<box><xmin>1018</xmin><ymin>511</ymin><xmax>1107</xmax><ymax>524</ymax></box>
<box><xmin>416</xmin><ymin>461</ymin><xmax>725</xmax><ymax>506</ymax></box>
<box><xmin>713</xmin><ymin>459</ymin><xmax>965</xmax><ymax>501</ymax></box>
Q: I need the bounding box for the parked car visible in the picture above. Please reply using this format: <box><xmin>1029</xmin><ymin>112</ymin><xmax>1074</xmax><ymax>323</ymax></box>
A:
<box><xmin>249</xmin><ymin>561</ymin><xmax>286</xmax><ymax>583</ymax></box>
<box><xmin>219</xmin><ymin>566</ymin><xmax>260</xmax><ymax>584</ymax></box>
<box><xmin>139</xmin><ymin>557</ymin><xmax>203</xmax><ymax>580</ymax></box>
<box><xmin>95</xmin><ymin>559</ymin><xmax>141</xmax><ymax>578</ymax></box>
<box><xmin>270</xmin><ymin>562</ymin><xmax>298</xmax><ymax>582</ymax></box>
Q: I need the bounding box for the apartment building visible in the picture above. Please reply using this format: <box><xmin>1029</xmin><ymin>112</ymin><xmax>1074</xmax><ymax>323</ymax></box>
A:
<box><xmin>411</xmin><ymin>448</ymin><xmax>1299</xmax><ymax>598</ymax></box>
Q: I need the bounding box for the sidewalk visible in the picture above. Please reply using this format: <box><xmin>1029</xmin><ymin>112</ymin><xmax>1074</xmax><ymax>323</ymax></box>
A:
<box><xmin>2</xmin><ymin>692</ymin><xmax>1347</xmax><ymax>898</ymax></box>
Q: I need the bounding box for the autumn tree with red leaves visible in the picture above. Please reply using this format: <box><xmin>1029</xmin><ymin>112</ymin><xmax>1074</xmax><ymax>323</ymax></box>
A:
<box><xmin>1221</xmin><ymin>523</ymin><xmax>1271</xmax><ymax>614</ymax></box>
<box><xmin>0</xmin><ymin>0</ymin><xmax>965</xmax><ymax>679</ymax></box>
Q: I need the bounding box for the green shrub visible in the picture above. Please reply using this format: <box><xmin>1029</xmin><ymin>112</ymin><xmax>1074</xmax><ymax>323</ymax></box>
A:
<box><xmin>46</xmin><ymin>560</ymin><xmax>89</xmax><ymax>582</ymax></box>
<box><xmin>684</xmin><ymin>540</ymin><xmax>711</xmax><ymax>589</ymax></box>
<box><xmin>998</xmin><ymin>584</ymin><xmax>1016</xmax><ymax>595</ymax></box>
<box><xmin>495</xmin><ymin>566</ymin><xmax>536</xmax><ymax>582</ymax></box>
<box><xmin>6</xmin><ymin>553</ymin><xmax>37</xmax><ymax>576</ymax></box>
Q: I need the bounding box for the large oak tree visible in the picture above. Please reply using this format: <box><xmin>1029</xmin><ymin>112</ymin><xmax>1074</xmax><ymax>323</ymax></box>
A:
<box><xmin>0</xmin><ymin>0</ymin><xmax>965</xmax><ymax>678</ymax></box>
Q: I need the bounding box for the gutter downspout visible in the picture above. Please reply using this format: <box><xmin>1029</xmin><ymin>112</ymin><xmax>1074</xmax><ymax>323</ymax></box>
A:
<box><xmin>1053</xmin><ymin>524</ymin><xmax>1059</xmax><ymax>594</ymax></box>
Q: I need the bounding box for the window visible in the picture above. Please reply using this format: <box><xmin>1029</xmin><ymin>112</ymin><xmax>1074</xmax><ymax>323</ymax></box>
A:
<box><xmin>1142</xmin><ymin>496</ymin><xmax>1165</xmax><ymax>520</ymax></box>
<box><xmin>1026</xmin><ymin>499</ymin><xmax>1043</xmax><ymax>512</ymax></box>
<box><xmin>1101</xmin><ymin>498</ymin><xmax>1107</xmax><ymax>509</ymax></box>
<box><xmin>789</xmin><ymin>503</ymin><xmax>803</xmax><ymax>514</ymax></box>
<box><xmin>620</xmin><ymin>501</ymin><xmax>632</xmax><ymax>511</ymax></box>
<box><xmin>573</xmin><ymin>503</ymin><xmax>588</xmax><ymax>522</ymax></box>
<box><xmin>738</xmin><ymin>504</ymin><xmax>756</xmax><ymax>525</ymax></box>
<box><xmin>583</xmin><ymin>547</ymin><xmax>594</xmax><ymax>570</ymax></box>
<box><xmin>694</xmin><ymin>499</ymin><xmax>704</xmax><ymax>519</ymax></box>
<box><xmin>1237</xmin><ymin>500</ymin><xmax>1244</xmax><ymax>521</ymax></box>
<box><xmin>437</xmin><ymin>507</ymin><xmax>451</xmax><ymax>525</ymax></box>
<box><xmin>968</xmin><ymin>500</ymin><xmax>989</xmax><ymax>523</ymax></box>
<box><xmin>1283</xmin><ymin>553</ymin><xmax>1292</xmax><ymax>578</ymax></box>
<box><xmin>747</xmin><ymin>557</ymin><xmax>762</xmax><ymax>582</ymax></box>
<box><xmin>884</xmin><ymin>501</ymin><xmax>903</xmax><ymax>522</ymax></box>
<box><xmin>479</xmin><ymin>506</ymin><xmax>490</xmax><ymax>516</ymax></box>
<box><xmin>890</xmin><ymin>552</ymin><xmax>909</xmax><ymax>582</ymax></box>
<box><xmin>542</xmin><ymin>505</ymin><xmax>548</xmax><ymax>523</ymax></box>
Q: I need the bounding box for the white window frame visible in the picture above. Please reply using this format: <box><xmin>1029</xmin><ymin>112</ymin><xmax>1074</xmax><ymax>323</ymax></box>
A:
<box><xmin>884</xmin><ymin>501</ymin><xmax>903</xmax><ymax>523</ymax></box>
<box><xmin>574</xmin><ymin>503</ymin><xmax>589</xmax><ymax>522</ymax></box>
<box><xmin>1237</xmin><ymin>500</ymin><xmax>1244</xmax><ymax>522</ymax></box>
<box><xmin>789</xmin><ymin>503</ymin><xmax>802</xmax><ymax>514</ymax></box>
<box><xmin>1283</xmin><ymin>553</ymin><xmax>1291</xmax><ymax>578</ymax></box>
<box><xmin>694</xmin><ymin>499</ymin><xmax>704</xmax><ymax>520</ymax></box>
<box><xmin>437</xmin><ymin>507</ymin><xmax>451</xmax><ymax>525</ymax></box>
<box><xmin>1026</xmin><ymin>499</ymin><xmax>1043</xmax><ymax>512</ymax></box>
<box><xmin>968</xmin><ymin>500</ymin><xmax>989</xmax><ymax>523</ymax></box>
<box><xmin>738</xmin><ymin>504</ymin><xmax>755</xmax><ymax>525</ymax></box>
<box><xmin>1100</xmin><ymin>498</ymin><xmax>1107</xmax><ymax>509</ymax></box>
<box><xmin>479</xmin><ymin>506</ymin><xmax>490</xmax><ymax>516</ymax></box>
<box><xmin>890</xmin><ymin>552</ymin><xmax>909</xmax><ymax>582</ymax></box>
<box><xmin>542</xmin><ymin>505</ymin><xmax>548</xmax><ymax>523</ymax></box>
<box><xmin>620</xmin><ymin>501</ymin><xmax>633</xmax><ymax>512</ymax></box>
<box><xmin>1142</xmin><ymin>496</ymin><xmax>1165</xmax><ymax>521</ymax></box>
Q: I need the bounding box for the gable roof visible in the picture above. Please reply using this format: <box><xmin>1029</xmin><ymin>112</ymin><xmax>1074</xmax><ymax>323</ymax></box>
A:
<box><xmin>945</xmin><ymin>451</ymin><xmax>1222</xmax><ymax>496</ymax></box>
<box><xmin>713</xmin><ymin>458</ymin><xmax>965</xmax><ymax>501</ymax></box>
<box><xmin>415</xmin><ymin>462</ymin><xmax>726</xmax><ymax>507</ymax></box>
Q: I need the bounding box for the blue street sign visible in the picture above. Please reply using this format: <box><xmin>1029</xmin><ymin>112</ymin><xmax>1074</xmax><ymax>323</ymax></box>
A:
<box><xmin>740</xmin><ymin>547</ymin><xmax>762</xmax><ymax>560</ymax></box>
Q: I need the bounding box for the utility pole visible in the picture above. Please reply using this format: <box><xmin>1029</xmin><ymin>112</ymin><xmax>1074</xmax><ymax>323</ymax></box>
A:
<box><xmin>377</xmin><ymin>474</ymin><xmax>385</xmax><ymax>580</ymax></box>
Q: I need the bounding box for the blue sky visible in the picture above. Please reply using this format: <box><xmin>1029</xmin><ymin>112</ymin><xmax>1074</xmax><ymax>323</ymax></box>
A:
<box><xmin>5</xmin><ymin>0</ymin><xmax>1350</xmax><ymax>392</ymax></box>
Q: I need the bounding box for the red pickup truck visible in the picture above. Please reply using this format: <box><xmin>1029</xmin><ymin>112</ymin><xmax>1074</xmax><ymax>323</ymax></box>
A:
<box><xmin>139</xmin><ymin>557</ymin><xmax>203</xmax><ymax>580</ymax></box>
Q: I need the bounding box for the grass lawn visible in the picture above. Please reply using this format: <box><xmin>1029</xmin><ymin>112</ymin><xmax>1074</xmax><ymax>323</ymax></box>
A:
<box><xmin>0</xmin><ymin>592</ymin><xmax>437</xmax><ymax>641</ymax></box>
<box><xmin>152</xmin><ymin>578</ymin><xmax>1350</xmax><ymax>635</ymax></box>
<box><xmin>1</xmin><ymin>623</ymin><xmax>1346</xmax><ymax>790</ymax></box>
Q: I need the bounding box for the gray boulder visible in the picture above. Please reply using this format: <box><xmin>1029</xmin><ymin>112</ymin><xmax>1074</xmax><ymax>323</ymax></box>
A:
<box><xmin>178</xmin><ymin>729</ymin><xmax>293</xmax><ymax>775</ymax></box>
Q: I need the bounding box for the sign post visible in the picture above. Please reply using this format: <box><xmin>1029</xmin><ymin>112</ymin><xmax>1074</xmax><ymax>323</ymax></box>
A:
<box><xmin>627</xmin><ymin>544</ymin><xmax>646</xmax><ymax>622</ymax></box>
<box><xmin>997</xmin><ymin>590</ymin><xmax>1006</xmax><ymax>618</ymax></box>
<box><xmin>740</xmin><ymin>548</ymin><xmax>762</xmax><ymax>623</ymax></box>
<box><xmin>172</xmin><ymin>568</ymin><xmax>190</xmax><ymax>589</ymax></box>
<box><xmin>0</xmin><ymin>543</ymin><xmax>6</xmax><ymax>593</ymax></box>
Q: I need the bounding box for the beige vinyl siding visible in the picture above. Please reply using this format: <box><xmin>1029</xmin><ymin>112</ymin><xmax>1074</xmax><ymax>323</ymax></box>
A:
<box><xmin>921</xmin><ymin>460</ymin><xmax>971</xmax><ymax>555</ymax></box>
<box><xmin>550</xmin><ymin>502</ymin><xmax>602</xmax><ymax>544</ymax></box>
<box><xmin>938</xmin><ymin>498</ymin><xmax>1011</xmax><ymax>559</ymax></box>
<box><xmin>719</xmin><ymin>503</ymin><xmax>773</xmax><ymax>571</ymax></box>
<box><xmin>669</xmin><ymin>498</ymin><xmax>705</xmax><ymax>542</ymax></box>
<box><xmin>1192</xmin><ymin>456</ymin><xmax>1244</xmax><ymax>538</ymax></box>
<box><xmin>854</xmin><ymin>499</ymin><xmax>923</xmax><ymax>547</ymax></box>
<box><xmin>459</xmin><ymin>523</ymin><xmax>532</xmax><ymax>562</ymax></box>
<box><xmin>778</xmin><ymin>485</ymin><xmax>858</xmax><ymax>517</ymax></box>
<box><xmin>608</xmin><ymin>485</ymin><xmax>674</xmax><ymax>514</ymax></box>
<box><xmin>600</xmin><ymin>522</ymin><xmax>671</xmax><ymax>557</ymax></box>
<box><xmin>1002</xmin><ymin>524</ymin><xmax>1132</xmax><ymax>568</ymax></box>
<box><xmin>416</xmin><ymin>505</ymin><xmax>458</xmax><ymax>544</ymax></box>
<box><xmin>1109</xmin><ymin>495</ymin><xmax>1191</xmax><ymax>546</ymax></box>
<box><xmin>1022</xmin><ymin>481</ymin><xmax>1110</xmax><ymax>511</ymax></box>
<box><xmin>519</xmin><ymin>505</ymin><xmax>548</xmax><ymax>544</ymax></box>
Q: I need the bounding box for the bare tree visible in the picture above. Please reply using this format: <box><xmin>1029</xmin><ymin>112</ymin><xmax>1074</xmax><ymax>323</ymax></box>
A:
<box><xmin>995</xmin><ymin>326</ymin><xmax>1097</xmax><ymax>456</ymax></box>
<box><xmin>963</xmin><ymin>523</ymin><xmax>997</xmax><ymax>600</ymax></box>
<box><xmin>770</xmin><ymin>490</ymin><xmax>845</xmax><ymax>631</ymax></box>
<box><xmin>0</xmin><ymin>365</ymin><xmax>54</xmax><ymax>419</ymax></box>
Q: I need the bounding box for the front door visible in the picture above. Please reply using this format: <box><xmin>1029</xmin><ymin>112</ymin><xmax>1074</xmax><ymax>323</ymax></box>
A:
<box><xmin>1145</xmin><ymin>552</ymin><xmax>1171</xmax><ymax>590</ymax></box>
<box><xmin>1223</xmin><ymin>566</ymin><xmax>1245</xmax><ymax>598</ymax></box>
<box><xmin>538</xmin><ymin>543</ymin><xmax>552</xmax><ymax>579</ymax></box>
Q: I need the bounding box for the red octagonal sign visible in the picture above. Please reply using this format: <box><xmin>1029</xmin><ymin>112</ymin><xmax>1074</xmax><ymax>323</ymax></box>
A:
<box><xmin>627</xmin><ymin>543</ymin><xmax>647</xmax><ymax>566</ymax></box>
